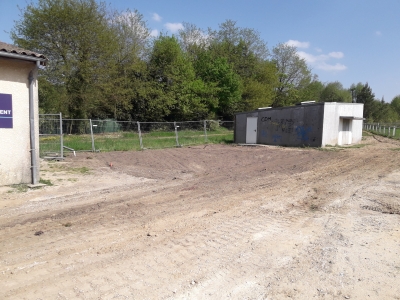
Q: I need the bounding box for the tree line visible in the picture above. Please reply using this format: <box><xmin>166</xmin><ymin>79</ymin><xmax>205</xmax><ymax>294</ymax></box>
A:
<box><xmin>11</xmin><ymin>0</ymin><xmax>400</xmax><ymax>122</ymax></box>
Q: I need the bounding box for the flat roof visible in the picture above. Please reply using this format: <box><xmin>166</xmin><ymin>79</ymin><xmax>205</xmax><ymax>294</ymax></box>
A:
<box><xmin>235</xmin><ymin>102</ymin><xmax>363</xmax><ymax>116</ymax></box>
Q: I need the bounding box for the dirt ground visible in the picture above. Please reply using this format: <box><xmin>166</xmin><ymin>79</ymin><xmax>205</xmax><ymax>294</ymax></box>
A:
<box><xmin>1</xmin><ymin>134</ymin><xmax>400</xmax><ymax>299</ymax></box>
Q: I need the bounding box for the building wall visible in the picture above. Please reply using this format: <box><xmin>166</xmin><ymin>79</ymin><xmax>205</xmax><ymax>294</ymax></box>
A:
<box><xmin>321</xmin><ymin>103</ymin><xmax>364</xmax><ymax>146</ymax></box>
<box><xmin>234</xmin><ymin>111</ymin><xmax>258</xmax><ymax>144</ymax></box>
<box><xmin>234</xmin><ymin>104</ymin><xmax>325</xmax><ymax>147</ymax></box>
<box><xmin>256</xmin><ymin>104</ymin><xmax>325</xmax><ymax>147</ymax></box>
<box><xmin>0</xmin><ymin>58</ymin><xmax>40</xmax><ymax>185</ymax></box>
<box><xmin>235</xmin><ymin>103</ymin><xmax>364</xmax><ymax>148</ymax></box>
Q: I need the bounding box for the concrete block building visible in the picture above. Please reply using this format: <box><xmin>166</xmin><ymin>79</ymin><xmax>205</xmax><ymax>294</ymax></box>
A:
<box><xmin>0</xmin><ymin>41</ymin><xmax>47</xmax><ymax>185</ymax></box>
<box><xmin>234</xmin><ymin>102</ymin><xmax>364</xmax><ymax>147</ymax></box>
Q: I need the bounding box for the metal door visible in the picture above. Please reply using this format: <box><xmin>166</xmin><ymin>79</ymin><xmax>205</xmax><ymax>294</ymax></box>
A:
<box><xmin>246</xmin><ymin>117</ymin><xmax>258</xmax><ymax>144</ymax></box>
<box><xmin>339</xmin><ymin>119</ymin><xmax>352</xmax><ymax>145</ymax></box>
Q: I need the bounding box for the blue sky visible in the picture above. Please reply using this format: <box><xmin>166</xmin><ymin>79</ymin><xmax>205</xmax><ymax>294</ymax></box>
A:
<box><xmin>1</xmin><ymin>0</ymin><xmax>399</xmax><ymax>102</ymax></box>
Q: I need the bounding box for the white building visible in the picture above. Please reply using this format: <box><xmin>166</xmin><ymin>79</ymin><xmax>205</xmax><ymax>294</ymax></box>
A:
<box><xmin>0</xmin><ymin>41</ymin><xmax>47</xmax><ymax>185</ymax></box>
<box><xmin>234</xmin><ymin>102</ymin><xmax>364</xmax><ymax>147</ymax></box>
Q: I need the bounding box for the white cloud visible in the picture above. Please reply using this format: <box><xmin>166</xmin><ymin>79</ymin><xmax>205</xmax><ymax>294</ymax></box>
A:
<box><xmin>297</xmin><ymin>51</ymin><xmax>320</xmax><ymax>63</ymax></box>
<box><xmin>328</xmin><ymin>52</ymin><xmax>344</xmax><ymax>59</ymax></box>
<box><xmin>285</xmin><ymin>40</ymin><xmax>310</xmax><ymax>49</ymax></box>
<box><xmin>315</xmin><ymin>48</ymin><xmax>322</xmax><ymax>53</ymax></box>
<box><xmin>150</xmin><ymin>29</ymin><xmax>159</xmax><ymax>37</ymax></box>
<box><xmin>164</xmin><ymin>22</ymin><xmax>184</xmax><ymax>33</ymax></box>
<box><xmin>297</xmin><ymin>49</ymin><xmax>347</xmax><ymax>72</ymax></box>
<box><xmin>375</xmin><ymin>30</ymin><xmax>382</xmax><ymax>36</ymax></box>
<box><xmin>317</xmin><ymin>62</ymin><xmax>347</xmax><ymax>71</ymax></box>
<box><xmin>152</xmin><ymin>13</ymin><xmax>162</xmax><ymax>22</ymax></box>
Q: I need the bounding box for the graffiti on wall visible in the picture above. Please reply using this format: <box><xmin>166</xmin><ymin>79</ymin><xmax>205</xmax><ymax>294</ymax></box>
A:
<box><xmin>260</xmin><ymin>116</ymin><xmax>317</xmax><ymax>143</ymax></box>
<box><xmin>272</xmin><ymin>134</ymin><xmax>282</xmax><ymax>142</ymax></box>
<box><xmin>295</xmin><ymin>126</ymin><xmax>312</xmax><ymax>142</ymax></box>
<box><xmin>261</xmin><ymin>130</ymin><xmax>267</xmax><ymax>138</ymax></box>
<box><xmin>261</xmin><ymin>117</ymin><xmax>295</xmax><ymax>134</ymax></box>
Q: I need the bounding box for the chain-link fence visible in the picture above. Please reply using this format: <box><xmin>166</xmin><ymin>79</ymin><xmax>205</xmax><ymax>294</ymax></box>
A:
<box><xmin>38</xmin><ymin>115</ymin><xmax>234</xmax><ymax>157</ymax></box>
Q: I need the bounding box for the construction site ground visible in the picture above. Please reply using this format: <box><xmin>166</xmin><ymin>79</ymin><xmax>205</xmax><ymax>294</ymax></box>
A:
<box><xmin>1</xmin><ymin>134</ymin><xmax>399</xmax><ymax>299</ymax></box>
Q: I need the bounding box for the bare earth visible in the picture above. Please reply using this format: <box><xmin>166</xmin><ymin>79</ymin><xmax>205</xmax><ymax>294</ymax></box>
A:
<box><xmin>1</xmin><ymin>135</ymin><xmax>400</xmax><ymax>300</ymax></box>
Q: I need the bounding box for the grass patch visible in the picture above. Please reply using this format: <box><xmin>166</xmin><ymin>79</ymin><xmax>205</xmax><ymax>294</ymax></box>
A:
<box><xmin>62</xmin><ymin>222</ymin><xmax>72</xmax><ymax>227</ymax></box>
<box><xmin>70</xmin><ymin>167</ymin><xmax>90</xmax><ymax>174</ymax></box>
<box><xmin>341</xmin><ymin>143</ymin><xmax>369</xmax><ymax>149</ymax></box>
<box><xmin>365</xmin><ymin>128</ymin><xmax>400</xmax><ymax>139</ymax></box>
<box><xmin>39</xmin><ymin>178</ymin><xmax>53</xmax><ymax>186</ymax></box>
<box><xmin>316</xmin><ymin>146</ymin><xmax>343</xmax><ymax>152</ymax></box>
<box><xmin>8</xmin><ymin>184</ymin><xmax>29</xmax><ymax>193</ymax></box>
<box><xmin>45</xmin><ymin>162</ymin><xmax>90</xmax><ymax>174</ymax></box>
<box><xmin>40</xmin><ymin>128</ymin><xmax>233</xmax><ymax>155</ymax></box>
<box><xmin>362</xmin><ymin>131</ymin><xmax>373</xmax><ymax>136</ymax></box>
<box><xmin>316</xmin><ymin>143</ymin><xmax>368</xmax><ymax>151</ymax></box>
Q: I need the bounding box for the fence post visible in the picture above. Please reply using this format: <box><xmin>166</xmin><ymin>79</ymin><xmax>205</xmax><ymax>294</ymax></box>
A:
<box><xmin>89</xmin><ymin>119</ymin><xmax>95</xmax><ymax>152</ymax></box>
<box><xmin>137</xmin><ymin>121</ymin><xmax>143</xmax><ymax>149</ymax></box>
<box><xmin>174</xmin><ymin>121</ymin><xmax>180</xmax><ymax>147</ymax></box>
<box><xmin>60</xmin><ymin>112</ymin><xmax>63</xmax><ymax>158</ymax></box>
<box><xmin>204</xmin><ymin>120</ymin><xmax>208</xmax><ymax>142</ymax></box>
<box><xmin>394</xmin><ymin>127</ymin><xmax>396</xmax><ymax>137</ymax></box>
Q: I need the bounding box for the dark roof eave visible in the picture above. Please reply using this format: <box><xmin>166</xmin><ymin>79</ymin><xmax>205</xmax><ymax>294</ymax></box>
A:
<box><xmin>0</xmin><ymin>51</ymin><xmax>47</xmax><ymax>66</ymax></box>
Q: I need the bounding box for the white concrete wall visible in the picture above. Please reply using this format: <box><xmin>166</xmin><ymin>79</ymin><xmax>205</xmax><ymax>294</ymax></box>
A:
<box><xmin>0</xmin><ymin>58</ymin><xmax>40</xmax><ymax>185</ymax></box>
<box><xmin>321</xmin><ymin>103</ymin><xmax>364</xmax><ymax>147</ymax></box>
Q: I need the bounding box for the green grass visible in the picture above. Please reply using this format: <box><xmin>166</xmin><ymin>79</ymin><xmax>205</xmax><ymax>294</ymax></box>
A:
<box><xmin>365</xmin><ymin>127</ymin><xmax>400</xmax><ymax>139</ymax></box>
<box><xmin>341</xmin><ymin>143</ymin><xmax>369</xmax><ymax>149</ymax></box>
<box><xmin>362</xmin><ymin>131</ymin><xmax>373</xmax><ymax>136</ymax></box>
<box><xmin>8</xmin><ymin>184</ymin><xmax>29</xmax><ymax>193</ymax></box>
<box><xmin>40</xmin><ymin>128</ymin><xmax>233</xmax><ymax>155</ymax></box>
<box><xmin>39</xmin><ymin>178</ymin><xmax>53</xmax><ymax>186</ymax></box>
<box><xmin>316</xmin><ymin>143</ymin><xmax>369</xmax><ymax>151</ymax></box>
<box><xmin>316</xmin><ymin>147</ymin><xmax>343</xmax><ymax>152</ymax></box>
<box><xmin>70</xmin><ymin>167</ymin><xmax>90</xmax><ymax>174</ymax></box>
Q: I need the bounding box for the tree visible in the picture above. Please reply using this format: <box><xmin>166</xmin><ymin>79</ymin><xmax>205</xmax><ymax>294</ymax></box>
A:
<box><xmin>372</xmin><ymin>101</ymin><xmax>398</xmax><ymax>122</ymax></box>
<box><xmin>349</xmin><ymin>82</ymin><xmax>364</xmax><ymax>103</ymax></box>
<box><xmin>271</xmin><ymin>43</ymin><xmax>313</xmax><ymax>107</ymax></box>
<box><xmin>104</xmin><ymin>9</ymin><xmax>152</xmax><ymax>119</ymax></box>
<box><xmin>178</xmin><ymin>22</ymin><xmax>211</xmax><ymax>58</ymax></box>
<box><xmin>211</xmin><ymin>20</ymin><xmax>269</xmax><ymax>61</ymax></box>
<box><xmin>240</xmin><ymin>60</ymin><xmax>278</xmax><ymax>111</ymax></box>
<box><xmin>320</xmin><ymin>81</ymin><xmax>352</xmax><ymax>103</ymax></box>
<box><xmin>356</xmin><ymin>83</ymin><xmax>375</xmax><ymax>121</ymax></box>
<box><xmin>148</xmin><ymin>35</ymin><xmax>211</xmax><ymax>120</ymax></box>
<box><xmin>390</xmin><ymin>95</ymin><xmax>400</xmax><ymax>118</ymax></box>
<box><xmin>12</xmin><ymin>0</ymin><xmax>117</xmax><ymax>119</ymax></box>
<box><xmin>299</xmin><ymin>79</ymin><xmax>324</xmax><ymax>102</ymax></box>
<box><xmin>193</xmin><ymin>50</ymin><xmax>242</xmax><ymax>118</ymax></box>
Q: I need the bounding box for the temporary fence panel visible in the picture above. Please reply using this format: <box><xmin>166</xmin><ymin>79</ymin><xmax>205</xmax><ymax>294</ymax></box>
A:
<box><xmin>139</xmin><ymin>122</ymin><xmax>178</xmax><ymax>149</ymax></box>
<box><xmin>91</xmin><ymin>120</ymin><xmax>140</xmax><ymax>151</ymax></box>
<box><xmin>61</xmin><ymin>119</ymin><xmax>94</xmax><ymax>152</ymax></box>
<box><xmin>39</xmin><ymin>113</ymin><xmax>63</xmax><ymax>159</ymax></box>
<box><xmin>39</xmin><ymin>115</ymin><xmax>235</xmax><ymax>154</ymax></box>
